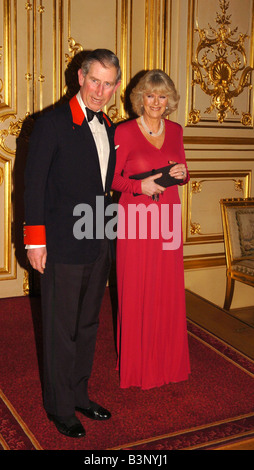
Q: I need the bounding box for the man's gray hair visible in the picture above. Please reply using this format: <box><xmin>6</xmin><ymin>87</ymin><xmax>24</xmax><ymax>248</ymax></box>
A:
<box><xmin>81</xmin><ymin>49</ymin><xmax>121</xmax><ymax>84</ymax></box>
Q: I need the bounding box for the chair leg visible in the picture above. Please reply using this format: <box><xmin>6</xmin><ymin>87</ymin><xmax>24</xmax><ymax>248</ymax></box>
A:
<box><xmin>223</xmin><ymin>274</ymin><xmax>235</xmax><ymax>310</ymax></box>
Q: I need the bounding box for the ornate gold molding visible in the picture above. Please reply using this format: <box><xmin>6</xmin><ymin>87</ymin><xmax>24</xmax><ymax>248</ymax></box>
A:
<box><xmin>23</xmin><ymin>269</ymin><xmax>30</xmax><ymax>296</ymax></box>
<box><xmin>189</xmin><ymin>176</ymin><xmax>245</xmax><ymax>237</ymax></box>
<box><xmin>190</xmin><ymin>221</ymin><xmax>201</xmax><ymax>235</ymax></box>
<box><xmin>184</xmin><ymin>253</ymin><xmax>226</xmax><ymax>270</ymax></box>
<box><xmin>25</xmin><ymin>2</ymin><xmax>32</xmax><ymax>11</ymax></box>
<box><xmin>0</xmin><ymin>154</ymin><xmax>12</xmax><ymax>277</ymax></box>
<box><xmin>0</xmin><ymin>45</ymin><xmax>2</xmax><ymax>102</ymax></box>
<box><xmin>189</xmin><ymin>0</ymin><xmax>254</xmax><ymax>125</ymax></box>
<box><xmin>65</xmin><ymin>36</ymin><xmax>83</xmax><ymax>66</ymax></box>
<box><xmin>0</xmin><ymin>113</ymin><xmax>29</xmax><ymax>155</ymax></box>
<box><xmin>144</xmin><ymin>0</ymin><xmax>171</xmax><ymax>73</ymax></box>
<box><xmin>0</xmin><ymin>0</ymin><xmax>17</xmax><ymax>112</ymax></box>
<box><xmin>185</xmin><ymin>170</ymin><xmax>251</xmax><ymax>244</ymax></box>
<box><xmin>184</xmin><ymin>136</ymin><xmax>254</xmax><ymax>145</ymax></box>
<box><xmin>242</xmin><ymin>112</ymin><xmax>253</xmax><ymax>127</ymax></box>
<box><xmin>188</xmin><ymin>108</ymin><xmax>200</xmax><ymax>125</ymax></box>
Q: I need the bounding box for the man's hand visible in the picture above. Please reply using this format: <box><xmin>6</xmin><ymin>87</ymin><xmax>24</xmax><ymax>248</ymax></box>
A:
<box><xmin>27</xmin><ymin>247</ymin><xmax>47</xmax><ymax>274</ymax></box>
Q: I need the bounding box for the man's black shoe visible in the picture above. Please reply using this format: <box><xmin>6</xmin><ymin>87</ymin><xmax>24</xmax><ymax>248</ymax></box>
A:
<box><xmin>76</xmin><ymin>402</ymin><xmax>111</xmax><ymax>421</ymax></box>
<box><xmin>48</xmin><ymin>413</ymin><xmax>86</xmax><ymax>438</ymax></box>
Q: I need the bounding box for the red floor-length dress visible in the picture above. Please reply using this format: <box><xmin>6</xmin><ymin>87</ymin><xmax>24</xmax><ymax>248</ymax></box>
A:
<box><xmin>112</xmin><ymin>119</ymin><xmax>191</xmax><ymax>389</ymax></box>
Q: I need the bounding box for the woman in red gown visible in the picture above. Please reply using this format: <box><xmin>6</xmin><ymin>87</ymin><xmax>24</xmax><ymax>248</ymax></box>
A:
<box><xmin>112</xmin><ymin>70</ymin><xmax>190</xmax><ymax>389</ymax></box>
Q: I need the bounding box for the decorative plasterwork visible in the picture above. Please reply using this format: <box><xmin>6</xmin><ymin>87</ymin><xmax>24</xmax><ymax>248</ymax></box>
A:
<box><xmin>65</xmin><ymin>36</ymin><xmax>83</xmax><ymax>66</ymax></box>
<box><xmin>188</xmin><ymin>0</ymin><xmax>254</xmax><ymax>127</ymax></box>
<box><xmin>0</xmin><ymin>112</ymin><xmax>28</xmax><ymax>155</ymax></box>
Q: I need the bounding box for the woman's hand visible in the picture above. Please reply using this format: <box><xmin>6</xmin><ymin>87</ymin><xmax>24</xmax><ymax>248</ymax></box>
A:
<box><xmin>169</xmin><ymin>161</ymin><xmax>187</xmax><ymax>180</ymax></box>
<box><xmin>141</xmin><ymin>173</ymin><xmax>166</xmax><ymax>197</ymax></box>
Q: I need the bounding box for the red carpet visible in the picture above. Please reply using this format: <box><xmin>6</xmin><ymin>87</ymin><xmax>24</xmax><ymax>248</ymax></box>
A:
<box><xmin>0</xmin><ymin>289</ymin><xmax>254</xmax><ymax>451</ymax></box>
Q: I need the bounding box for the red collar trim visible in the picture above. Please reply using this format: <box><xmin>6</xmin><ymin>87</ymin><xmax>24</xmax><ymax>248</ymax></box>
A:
<box><xmin>69</xmin><ymin>95</ymin><xmax>112</xmax><ymax>127</ymax></box>
<box><xmin>69</xmin><ymin>95</ymin><xmax>85</xmax><ymax>126</ymax></box>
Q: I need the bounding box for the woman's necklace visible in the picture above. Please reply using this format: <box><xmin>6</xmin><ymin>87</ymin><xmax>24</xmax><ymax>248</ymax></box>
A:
<box><xmin>140</xmin><ymin>115</ymin><xmax>164</xmax><ymax>137</ymax></box>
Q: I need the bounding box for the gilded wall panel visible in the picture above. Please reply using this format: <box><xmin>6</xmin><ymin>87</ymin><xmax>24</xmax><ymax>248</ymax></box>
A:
<box><xmin>184</xmin><ymin>0</ymin><xmax>254</xmax><ymax>140</ymax></box>
<box><xmin>181</xmin><ymin>153</ymin><xmax>254</xmax><ymax>271</ymax></box>
<box><xmin>115</xmin><ymin>0</ymin><xmax>171</xmax><ymax>118</ymax></box>
<box><xmin>0</xmin><ymin>0</ymin><xmax>17</xmax><ymax>155</ymax></box>
<box><xmin>175</xmin><ymin>0</ymin><xmax>254</xmax><ymax>305</ymax></box>
<box><xmin>0</xmin><ymin>153</ymin><xmax>13</xmax><ymax>278</ymax></box>
<box><xmin>185</xmin><ymin>170</ymin><xmax>250</xmax><ymax>244</ymax></box>
<box><xmin>144</xmin><ymin>0</ymin><xmax>171</xmax><ymax>74</ymax></box>
<box><xmin>0</xmin><ymin>1</ymin><xmax>18</xmax><ymax>289</ymax></box>
<box><xmin>0</xmin><ymin>0</ymin><xmax>16</xmax><ymax>114</ymax></box>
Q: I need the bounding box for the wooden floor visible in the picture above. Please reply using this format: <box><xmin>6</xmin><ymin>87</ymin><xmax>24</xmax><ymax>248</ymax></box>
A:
<box><xmin>185</xmin><ymin>289</ymin><xmax>254</xmax><ymax>450</ymax></box>
<box><xmin>185</xmin><ymin>289</ymin><xmax>254</xmax><ymax>360</ymax></box>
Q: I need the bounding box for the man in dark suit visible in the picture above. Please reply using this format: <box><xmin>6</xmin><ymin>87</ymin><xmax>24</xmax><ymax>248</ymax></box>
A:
<box><xmin>24</xmin><ymin>49</ymin><xmax>121</xmax><ymax>438</ymax></box>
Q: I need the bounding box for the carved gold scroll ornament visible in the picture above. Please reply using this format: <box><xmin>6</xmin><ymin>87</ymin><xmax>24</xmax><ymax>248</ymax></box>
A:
<box><xmin>189</xmin><ymin>0</ymin><xmax>253</xmax><ymax>125</ymax></box>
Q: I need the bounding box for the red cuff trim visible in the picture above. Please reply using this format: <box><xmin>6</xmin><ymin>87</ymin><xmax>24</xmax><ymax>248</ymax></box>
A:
<box><xmin>23</xmin><ymin>225</ymin><xmax>46</xmax><ymax>245</ymax></box>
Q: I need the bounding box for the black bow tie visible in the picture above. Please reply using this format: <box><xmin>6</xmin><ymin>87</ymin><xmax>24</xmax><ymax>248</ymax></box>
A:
<box><xmin>86</xmin><ymin>107</ymin><xmax>104</xmax><ymax>124</ymax></box>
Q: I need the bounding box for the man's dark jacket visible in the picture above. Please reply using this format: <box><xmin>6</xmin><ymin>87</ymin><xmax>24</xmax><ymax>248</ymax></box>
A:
<box><xmin>24</xmin><ymin>95</ymin><xmax>116</xmax><ymax>264</ymax></box>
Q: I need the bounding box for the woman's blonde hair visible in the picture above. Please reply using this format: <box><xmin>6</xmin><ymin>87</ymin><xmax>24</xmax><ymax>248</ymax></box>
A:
<box><xmin>130</xmin><ymin>69</ymin><xmax>180</xmax><ymax>117</ymax></box>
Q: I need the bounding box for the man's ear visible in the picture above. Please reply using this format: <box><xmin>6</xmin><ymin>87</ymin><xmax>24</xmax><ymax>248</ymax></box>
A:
<box><xmin>78</xmin><ymin>68</ymin><xmax>85</xmax><ymax>86</ymax></box>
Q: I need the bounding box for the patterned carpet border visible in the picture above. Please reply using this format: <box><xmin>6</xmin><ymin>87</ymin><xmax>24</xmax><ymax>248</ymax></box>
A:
<box><xmin>110</xmin><ymin>321</ymin><xmax>254</xmax><ymax>451</ymax></box>
<box><xmin>187</xmin><ymin>320</ymin><xmax>254</xmax><ymax>377</ymax></box>
<box><xmin>110</xmin><ymin>413</ymin><xmax>254</xmax><ymax>450</ymax></box>
<box><xmin>0</xmin><ymin>389</ymin><xmax>42</xmax><ymax>450</ymax></box>
<box><xmin>1</xmin><ymin>313</ymin><xmax>254</xmax><ymax>451</ymax></box>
